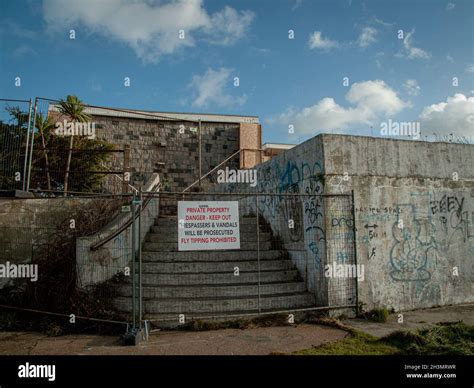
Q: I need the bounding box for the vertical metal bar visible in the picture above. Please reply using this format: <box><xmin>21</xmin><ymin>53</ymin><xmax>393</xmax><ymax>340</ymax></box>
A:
<box><xmin>26</xmin><ymin>97</ymin><xmax>38</xmax><ymax>192</ymax></box>
<box><xmin>350</xmin><ymin>190</ymin><xmax>359</xmax><ymax>315</ymax></box>
<box><xmin>131</xmin><ymin>194</ymin><xmax>137</xmax><ymax>328</ymax></box>
<box><xmin>256</xmin><ymin>193</ymin><xmax>261</xmax><ymax>314</ymax></box>
<box><xmin>198</xmin><ymin>119</ymin><xmax>202</xmax><ymax>189</ymax></box>
<box><xmin>138</xmin><ymin>188</ymin><xmax>143</xmax><ymax>328</ymax></box>
<box><xmin>122</xmin><ymin>145</ymin><xmax>130</xmax><ymax>194</ymax></box>
<box><xmin>22</xmin><ymin>98</ymin><xmax>32</xmax><ymax>191</ymax></box>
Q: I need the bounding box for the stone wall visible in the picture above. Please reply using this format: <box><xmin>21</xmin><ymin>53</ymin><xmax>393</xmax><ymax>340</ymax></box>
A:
<box><xmin>91</xmin><ymin>115</ymin><xmax>255</xmax><ymax>191</ymax></box>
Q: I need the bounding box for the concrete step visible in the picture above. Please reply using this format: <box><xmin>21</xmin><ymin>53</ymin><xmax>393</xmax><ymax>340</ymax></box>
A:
<box><xmin>114</xmin><ymin>292</ymin><xmax>316</xmax><ymax>314</ymax></box>
<box><xmin>142</xmin><ymin>250</ymin><xmax>286</xmax><ymax>262</ymax></box>
<box><xmin>145</xmin><ymin>231</ymin><xmax>272</xmax><ymax>243</ymax></box>
<box><xmin>118</xmin><ymin>282</ymin><xmax>308</xmax><ymax>298</ymax></box>
<box><xmin>143</xmin><ymin>240</ymin><xmax>272</xmax><ymax>251</ymax></box>
<box><xmin>140</xmin><ymin>269</ymin><xmax>300</xmax><ymax>285</ymax></box>
<box><xmin>141</xmin><ymin>259</ymin><xmax>294</xmax><ymax>274</ymax></box>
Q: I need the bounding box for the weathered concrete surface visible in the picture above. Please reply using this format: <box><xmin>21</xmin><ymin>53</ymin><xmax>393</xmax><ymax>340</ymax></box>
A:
<box><xmin>210</xmin><ymin>134</ymin><xmax>474</xmax><ymax>313</ymax></box>
<box><xmin>0</xmin><ymin>324</ymin><xmax>347</xmax><ymax>355</ymax></box>
<box><xmin>322</xmin><ymin>135</ymin><xmax>474</xmax><ymax>311</ymax></box>
<box><xmin>0</xmin><ymin>197</ymin><xmax>90</xmax><ymax>289</ymax></box>
<box><xmin>75</xmin><ymin>174</ymin><xmax>160</xmax><ymax>287</ymax></box>
<box><xmin>343</xmin><ymin>303</ymin><xmax>474</xmax><ymax>338</ymax></box>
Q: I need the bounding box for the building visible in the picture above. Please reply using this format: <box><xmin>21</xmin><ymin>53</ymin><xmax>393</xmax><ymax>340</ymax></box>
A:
<box><xmin>262</xmin><ymin>143</ymin><xmax>295</xmax><ymax>162</ymax></box>
<box><xmin>49</xmin><ymin>105</ymin><xmax>262</xmax><ymax>191</ymax></box>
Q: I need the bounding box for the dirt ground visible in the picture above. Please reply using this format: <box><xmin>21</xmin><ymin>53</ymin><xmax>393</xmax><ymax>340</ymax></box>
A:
<box><xmin>0</xmin><ymin>324</ymin><xmax>347</xmax><ymax>355</ymax></box>
<box><xmin>0</xmin><ymin>303</ymin><xmax>472</xmax><ymax>355</ymax></box>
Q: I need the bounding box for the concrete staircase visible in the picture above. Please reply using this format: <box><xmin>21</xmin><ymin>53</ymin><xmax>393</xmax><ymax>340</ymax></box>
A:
<box><xmin>114</xmin><ymin>210</ymin><xmax>316</xmax><ymax>326</ymax></box>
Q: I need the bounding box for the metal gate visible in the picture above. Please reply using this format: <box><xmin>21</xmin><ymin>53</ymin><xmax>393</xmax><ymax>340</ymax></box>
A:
<box><xmin>130</xmin><ymin>190</ymin><xmax>358</xmax><ymax>328</ymax></box>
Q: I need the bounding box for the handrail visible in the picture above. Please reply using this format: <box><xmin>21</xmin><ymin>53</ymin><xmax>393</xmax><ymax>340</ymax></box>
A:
<box><xmin>90</xmin><ymin>180</ymin><xmax>160</xmax><ymax>251</ymax></box>
<box><xmin>182</xmin><ymin>149</ymin><xmax>241</xmax><ymax>192</ymax></box>
<box><xmin>182</xmin><ymin>148</ymin><xmax>263</xmax><ymax>193</ymax></box>
<box><xmin>99</xmin><ymin>161</ymin><xmax>139</xmax><ymax>194</ymax></box>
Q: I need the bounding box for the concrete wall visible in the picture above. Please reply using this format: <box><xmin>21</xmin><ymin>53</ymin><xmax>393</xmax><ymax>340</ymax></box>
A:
<box><xmin>209</xmin><ymin>134</ymin><xmax>474</xmax><ymax>312</ymax></box>
<box><xmin>76</xmin><ymin>174</ymin><xmax>161</xmax><ymax>287</ymax></box>
<box><xmin>209</xmin><ymin>137</ymin><xmax>332</xmax><ymax>306</ymax></box>
<box><xmin>322</xmin><ymin>135</ymin><xmax>474</xmax><ymax>311</ymax></box>
<box><xmin>0</xmin><ymin>197</ymin><xmax>98</xmax><ymax>289</ymax></box>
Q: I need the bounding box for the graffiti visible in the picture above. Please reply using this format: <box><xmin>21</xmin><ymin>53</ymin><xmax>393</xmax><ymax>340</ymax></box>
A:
<box><xmin>430</xmin><ymin>195</ymin><xmax>464</xmax><ymax>215</ymax></box>
<box><xmin>369</xmin><ymin>247</ymin><xmax>376</xmax><ymax>260</ymax></box>
<box><xmin>257</xmin><ymin>159</ymin><xmax>325</xmax><ymax>243</ymax></box>
<box><xmin>362</xmin><ymin>223</ymin><xmax>378</xmax><ymax>245</ymax></box>
<box><xmin>389</xmin><ymin>204</ymin><xmax>436</xmax><ymax>282</ymax></box>
<box><xmin>308</xmin><ymin>241</ymin><xmax>322</xmax><ymax>269</ymax></box>
<box><xmin>282</xmin><ymin>183</ymin><xmax>303</xmax><ymax>242</ymax></box>
<box><xmin>429</xmin><ymin>194</ymin><xmax>468</xmax><ymax>249</ymax></box>
<box><xmin>336</xmin><ymin>251</ymin><xmax>350</xmax><ymax>264</ymax></box>
<box><xmin>331</xmin><ymin>217</ymin><xmax>354</xmax><ymax>228</ymax></box>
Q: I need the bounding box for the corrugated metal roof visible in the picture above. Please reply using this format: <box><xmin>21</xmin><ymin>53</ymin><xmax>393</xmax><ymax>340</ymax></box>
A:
<box><xmin>48</xmin><ymin>104</ymin><xmax>259</xmax><ymax>124</ymax></box>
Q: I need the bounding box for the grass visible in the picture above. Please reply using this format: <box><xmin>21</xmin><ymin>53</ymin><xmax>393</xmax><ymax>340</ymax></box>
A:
<box><xmin>363</xmin><ymin>308</ymin><xmax>390</xmax><ymax>323</ymax></box>
<box><xmin>294</xmin><ymin>322</ymin><xmax>474</xmax><ymax>356</ymax></box>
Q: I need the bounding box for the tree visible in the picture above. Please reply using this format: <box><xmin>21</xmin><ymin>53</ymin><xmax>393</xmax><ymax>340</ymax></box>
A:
<box><xmin>35</xmin><ymin>113</ymin><xmax>55</xmax><ymax>191</ymax></box>
<box><xmin>0</xmin><ymin>106</ymin><xmax>29</xmax><ymax>190</ymax></box>
<box><xmin>57</xmin><ymin>95</ymin><xmax>91</xmax><ymax>195</ymax></box>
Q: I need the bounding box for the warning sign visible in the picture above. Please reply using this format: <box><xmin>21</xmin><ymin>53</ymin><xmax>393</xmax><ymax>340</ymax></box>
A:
<box><xmin>177</xmin><ymin>201</ymin><xmax>240</xmax><ymax>251</ymax></box>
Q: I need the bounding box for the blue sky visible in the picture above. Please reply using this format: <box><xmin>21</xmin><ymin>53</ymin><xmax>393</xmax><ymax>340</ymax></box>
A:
<box><xmin>0</xmin><ymin>0</ymin><xmax>473</xmax><ymax>143</ymax></box>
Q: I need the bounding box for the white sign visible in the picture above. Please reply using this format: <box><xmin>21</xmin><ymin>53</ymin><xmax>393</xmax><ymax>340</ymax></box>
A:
<box><xmin>178</xmin><ymin>201</ymin><xmax>240</xmax><ymax>251</ymax></box>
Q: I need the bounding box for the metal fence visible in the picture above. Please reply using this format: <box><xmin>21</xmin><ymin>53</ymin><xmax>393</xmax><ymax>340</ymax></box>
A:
<box><xmin>0</xmin><ymin>194</ymin><xmax>138</xmax><ymax>332</ymax></box>
<box><xmin>0</xmin><ymin>189</ymin><xmax>357</xmax><ymax>333</ymax></box>
<box><xmin>131</xmin><ymin>191</ymin><xmax>357</xmax><ymax>328</ymax></box>
<box><xmin>0</xmin><ymin>98</ymin><xmax>32</xmax><ymax>192</ymax></box>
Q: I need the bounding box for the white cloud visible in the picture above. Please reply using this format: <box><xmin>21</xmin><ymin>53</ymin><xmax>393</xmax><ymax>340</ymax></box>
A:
<box><xmin>12</xmin><ymin>45</ymin><xmax>37</xmax><ymax>57</ymax></box>
<box><xmin>189</xmin><ymin>67</ymin><xmax>246</xmax><ymax>108</ymax></box>
<box><xmin>446</xmin><ymin>3</ymin><xmax>455</xmax><ymax>11</ymax></box>
<box><xmin>403</xmin><ymin>79</ymin><xmax>421</xmax><ymax>96</ymax></box>
<box><xmin>358</xmin><ymin>27</ymin><xmax>377</xmax><ymax>48</ymax></box>
<box><xmin>292</xmin><ymin>0</ymin><xmax>303</xmax><ymax>11</ymax></box>
<box><xmin>308</xmin><ymin>31</ymin><xmax>339</xmax><ymax>50</ymax></box>
<box><xmin>372</xmin><ymin>17</ymin><xmax>394</xmax><ymax>27</ymax></box>
<box><xmin>42</xmin><ymin>0</ymin><xmax>254</xmax><ymax>63</ymax></box>
<box><xmin>399</xmin><ymin>30</ymin><xmax>431</xmax><ymax>60</ymax></box>
<box><xmin>204</xmin><ymin>6</ymin><xmax>254</xmax><ymax>46</ymax></box>
<box><xmin>419</xmin><ymin>93</ymin><xmax>474</xmax><ymax>136</ymax></box>
<box><xmin>466</xmin><ymin>64</ymin><xmax>474</xmax><ymax>73</ymax></box>
<box><xmin>375</xmin><ymin>52</ymin><xmax>384</xmax><ymax>69</ymax></box>
<box><xmin>271</xmin><ymin>80</ymin><xmax>408</xmax><ymax>133</ymax></box>
<box><xmin>446</xmin><ymin>54</ymin><xmax>454</xmax><ymax>63</ymax></box>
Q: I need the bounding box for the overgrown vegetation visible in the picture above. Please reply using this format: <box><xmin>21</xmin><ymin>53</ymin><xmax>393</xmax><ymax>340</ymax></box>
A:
<box><xmin>167</xmin><ymin>313</ymin><xmax>292</xmax><ymax>332</ymax></box>
<box><xmin>0</xmin><ymin>106</ymin><xmax>29</xmax><ymax>190</ymax></box>
<box><xmin>362</xmin><ymin>307</ymin><xmax>390</xmax><ymax>323</ymax></box>
<box><xmin>31</xmin><ymin>99</ymin><xmax>116</xmax><ymax>193</ymax></box>
<box><xmin>294</xmin><ymin>322</ymin><xmax>474</xmax><ymax>355</ymax></box>
<box><xmin>0</xmin><ymin>198</ymin><xmax>128</xmax><ymax>335</ymax></box>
